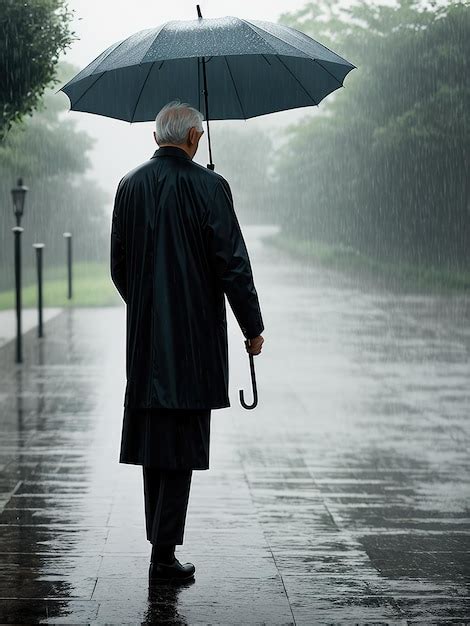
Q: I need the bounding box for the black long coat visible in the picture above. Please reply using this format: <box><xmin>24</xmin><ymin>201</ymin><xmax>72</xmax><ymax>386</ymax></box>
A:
<box><xmin>110</xmin><ymin>145</ymin><xmax>264</xmax><ymax>410</ymax></box>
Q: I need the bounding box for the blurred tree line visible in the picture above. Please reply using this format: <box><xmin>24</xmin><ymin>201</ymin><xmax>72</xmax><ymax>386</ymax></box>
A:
<box><xmin>209</xmin><ymin>123</ymin><xmax>277</xmax><ymax>224</ymax></box>
<box><xmin>274</xmin><ymin>0</ymin><xmax>469</xmax><ymax>270</ymax></box>
<box><xmin>0</xmin><ymin>61</ymin><xmax>109</xmax><ymax>291</ymax></box>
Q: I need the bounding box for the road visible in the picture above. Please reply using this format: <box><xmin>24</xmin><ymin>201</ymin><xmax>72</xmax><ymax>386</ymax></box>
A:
<box><xmin>0</xmin><ymin>224</ymin><xmax>469</xmax><ymax>623</ymax></box>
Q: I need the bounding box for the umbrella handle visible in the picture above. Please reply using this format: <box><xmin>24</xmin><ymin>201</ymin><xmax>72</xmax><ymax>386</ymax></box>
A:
<box><xmin>239</xmin><ymin>352</ymin><xmax>258</xmax><ymax>410</ymax></box>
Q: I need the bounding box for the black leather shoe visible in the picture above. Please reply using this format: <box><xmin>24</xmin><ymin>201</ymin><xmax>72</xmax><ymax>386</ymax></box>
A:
<box><xmin>149</xmin><ymin>557</ymin><xmax>195</xmax><ymax>582</ymax></box>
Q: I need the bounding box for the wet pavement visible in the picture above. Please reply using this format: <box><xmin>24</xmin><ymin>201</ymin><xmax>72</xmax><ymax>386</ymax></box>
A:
<box><xmin>0</xmin><ymin>308</ymin><xmax>62</xmax><ymax>348</ymax></box>
<box><xmin>0</xmin><ymin>224</ymin><xmax>469</xmax><ymax>624</ymax></box>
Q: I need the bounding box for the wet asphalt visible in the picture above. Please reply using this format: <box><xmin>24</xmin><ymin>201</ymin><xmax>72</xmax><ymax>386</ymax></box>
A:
<box><xmin>0</xmin><ymin>225</ymin><xmax>469</xmax><ymax>624</ymax></box>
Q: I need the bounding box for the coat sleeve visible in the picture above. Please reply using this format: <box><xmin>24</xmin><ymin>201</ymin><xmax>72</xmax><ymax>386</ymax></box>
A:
<box><xmin>110</xmin><ymin>178</ymin><xmax>127</xmax><ymax>304</ymax></box>
<box><xmin>204</xmin><ymin>177</ymin><xmax>264</xmax><ymax>340</ymax></box>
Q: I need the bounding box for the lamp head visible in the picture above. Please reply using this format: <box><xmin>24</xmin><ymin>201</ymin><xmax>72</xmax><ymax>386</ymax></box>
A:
<box><xmin>11</xmin><ymin>178</ymin><xmax>28</xmax><ymax>219</ymax></box>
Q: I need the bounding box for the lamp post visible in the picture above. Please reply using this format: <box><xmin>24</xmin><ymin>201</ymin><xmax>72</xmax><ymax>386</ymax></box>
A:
<box><xmin>63</xmin><ymin>232</ymin><xmax>72</xmax><ymax>299</ymax></box>
<box><xmin>11</xmin><ymin>178</ymin><xmax>28</xmax><ymax>363</ymax></box>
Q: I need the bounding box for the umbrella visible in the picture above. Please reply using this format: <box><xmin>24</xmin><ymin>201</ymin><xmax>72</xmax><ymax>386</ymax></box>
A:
<box><xmin>60</xmin><ymin>5</ymin><xmax>356</xmax><ymax>408</ymax></box>
<box><xmin>60</xmin><ymin>5</ymin><xmax>356</xmax><ymax>169</ymax></box>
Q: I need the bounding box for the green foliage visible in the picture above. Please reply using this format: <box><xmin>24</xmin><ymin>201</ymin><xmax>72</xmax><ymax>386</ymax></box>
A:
<box><xmin>275</xmin><ymin>0</ymin><xmax>470</xmax><ymax>269</ymax></box>
<box><xmin>0</xmin><ymin>0</ymin><xmax>75</xmax><ymax>138</ymax></box>
<box><xmin>0</xmin><ymin>63</ymin><xmax>93</xmax><ymax>178</ymax></box>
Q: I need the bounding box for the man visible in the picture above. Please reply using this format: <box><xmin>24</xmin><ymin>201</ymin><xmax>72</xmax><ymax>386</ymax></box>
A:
<box><xmin>110</xmin><ymin>100</ymin><xmax>265</xmax><ymax>583</ymax></box>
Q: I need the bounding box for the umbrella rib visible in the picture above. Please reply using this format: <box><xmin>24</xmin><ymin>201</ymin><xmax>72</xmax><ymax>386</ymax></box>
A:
<box><xmin>223</xmin><ymin>56</ymin><xmax>247</xmax><ymax>120</ymax></box>
<box><xmin>311</xmin><ymin>59</ymin><xmax>345</xmax><ymax>88</ymax></box>
<box><xmin>130</xmin><ymin>62</ymin><xmax>156</xmax><ymax>123</ymax></box>
<box><xmin>72</xmin><ymin>72</ymin><xmax>107</xmax><ymax>108</ymax></box>
<box><xmin>275</xmin><ymin>56</ymin><xmax>318</xmax><ymax>106</ymax></box>
<box><xmin>93</xmin><ymin>38</ymin><xmax>128</xmax><ymax>74</ymax></box>
<box><xmin>239</xmin><ymin>18</ymin><xmax>295</xmax><ymax>56</ymax></box>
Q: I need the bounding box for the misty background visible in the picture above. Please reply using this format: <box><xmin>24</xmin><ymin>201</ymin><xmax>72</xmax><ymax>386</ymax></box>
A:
<box><xmin>0</xmin><ymin>0</ymin><xmax>468</xmax><ymax>300</ymax></box>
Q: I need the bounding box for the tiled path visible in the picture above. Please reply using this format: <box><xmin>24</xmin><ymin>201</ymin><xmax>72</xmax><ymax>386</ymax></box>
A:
<box><xmin>0</xmin><ymin>226</ymin><xmax>469</xmax><ymax>623</ymax></box>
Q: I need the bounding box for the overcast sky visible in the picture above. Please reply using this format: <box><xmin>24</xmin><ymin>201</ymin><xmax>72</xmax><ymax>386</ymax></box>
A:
<box><xmin>57</xmin><ymin>1</ymin><xmax>331</xmax><ymax>204</ymax></box>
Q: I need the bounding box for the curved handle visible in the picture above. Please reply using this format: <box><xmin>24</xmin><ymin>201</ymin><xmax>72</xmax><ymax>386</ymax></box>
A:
<box><xmin>239</xmin><ymin>352</ymin><xmax>258</xmax><ymax>410</ymax></box>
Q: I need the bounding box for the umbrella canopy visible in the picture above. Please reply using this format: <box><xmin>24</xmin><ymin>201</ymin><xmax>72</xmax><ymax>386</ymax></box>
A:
<box><xmin>60</xmin><ymin>14</ymin><xmax>356</xmax><ymax>123</ymax></box>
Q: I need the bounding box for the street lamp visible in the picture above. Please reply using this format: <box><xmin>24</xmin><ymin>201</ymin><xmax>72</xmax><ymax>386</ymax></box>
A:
<box><xmin>11</xmin><ymin>178</ymin><xmax>29</xmax><ymax>227</ymax></box>
<box><xmin>11</xmin><ymin>178</ymin><xmax>28</xmax><ymax>363</ymax></box>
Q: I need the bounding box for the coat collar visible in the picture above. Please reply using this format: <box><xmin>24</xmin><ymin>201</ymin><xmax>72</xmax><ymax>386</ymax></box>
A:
<box><xmin>151</xmin><ymin>146</ymin><xmax>192</xmax><ymax>161</ymax></box>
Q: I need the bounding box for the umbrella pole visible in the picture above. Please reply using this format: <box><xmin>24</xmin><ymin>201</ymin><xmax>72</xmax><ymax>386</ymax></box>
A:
<box><xmin>197</xmin><ymin>5</ymin><xmax>215</xmax><ymax>171</ymax></box>
<box><xmin>201</xmin><ymin>58</ymin><xmax>214</xmax><ymax>171</ymax></box>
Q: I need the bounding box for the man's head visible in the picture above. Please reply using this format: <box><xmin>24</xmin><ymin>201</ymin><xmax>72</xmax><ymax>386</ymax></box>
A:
<box><xmin>154</xmin><ymin>100</ymin><xmax>205</xmax><ymax>160</ymax></box>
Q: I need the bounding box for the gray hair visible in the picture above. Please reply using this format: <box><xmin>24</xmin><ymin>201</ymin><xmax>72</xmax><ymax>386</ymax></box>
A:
<box><xmin>155</xmin><ymin>100</ymin><xmax>204</xmax><ymax>144</ymax></box>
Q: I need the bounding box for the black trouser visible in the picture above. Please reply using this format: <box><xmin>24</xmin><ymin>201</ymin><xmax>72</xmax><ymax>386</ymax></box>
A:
<box><xmin>142</xmin><ymin>466</ymin><xmax>193</xmax><ymax>545</ymax></box>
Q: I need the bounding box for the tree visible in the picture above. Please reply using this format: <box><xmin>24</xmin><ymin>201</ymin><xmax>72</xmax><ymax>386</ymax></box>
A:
<box><xmin>274</xmin><ymin>0</ymin><xmax>470</xmax><ymax>269</ymax></box>
<box><xmin>0</xmin><ymin>0</ymin><xmax>75</xmax><ymax>139</ymax></box>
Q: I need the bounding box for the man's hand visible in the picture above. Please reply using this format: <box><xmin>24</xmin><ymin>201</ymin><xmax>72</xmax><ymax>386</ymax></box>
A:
<box><xmin>245</xmin><ymin>335</ymin><xmax>264</xmax><ymax>356</ymax></box>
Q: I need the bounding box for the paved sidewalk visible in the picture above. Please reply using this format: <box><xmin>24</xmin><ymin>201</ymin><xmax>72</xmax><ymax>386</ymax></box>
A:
<box><xmin>0</xmin><ymin>307</ymin><xmax>62</xmax><ymax>348</ymax></box>
<box><xmin>0</xmin><ymin>226</ymin><xmax>469</xmax><ymax>623</ymax></box>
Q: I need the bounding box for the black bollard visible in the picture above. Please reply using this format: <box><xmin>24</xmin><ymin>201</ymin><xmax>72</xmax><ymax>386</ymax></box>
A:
<box><xmin>11</xmin><ymin>179</ymin><xmax>28</xmax><ymax>364</ymax></box>
<box><xmin>12</xmin><ymin>226</ymin><xmax>24</xmax><ymax>363</ymax></box>
<box><xmin>63</xmin><ymin>232</ymin><xmax>72</xmax><ymax>299</ymax></box>
<box><xmin>33</xmin><ymin>243</ymin><xmax>45</xmax><ymax>337</ymax></box>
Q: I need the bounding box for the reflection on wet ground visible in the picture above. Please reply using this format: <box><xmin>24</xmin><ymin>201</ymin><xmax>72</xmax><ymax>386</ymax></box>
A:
<box><xmin>0</xmin><ymin>226</ymin><xmax>469</xmax><ymax>623</ymax></box>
